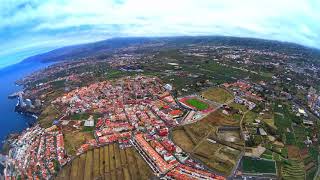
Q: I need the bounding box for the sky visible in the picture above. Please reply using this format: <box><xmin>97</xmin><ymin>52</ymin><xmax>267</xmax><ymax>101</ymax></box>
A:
<box><xmin>0</xmin><ymin>0</ymin><xmax>319</xmax><ymax>68</ymax></box>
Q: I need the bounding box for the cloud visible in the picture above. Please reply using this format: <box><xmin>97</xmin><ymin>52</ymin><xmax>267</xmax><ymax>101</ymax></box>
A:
<box><xmin>0</xmin><ymin>0</ymin><xmax>320</xmax><ymax>68</ymax></box>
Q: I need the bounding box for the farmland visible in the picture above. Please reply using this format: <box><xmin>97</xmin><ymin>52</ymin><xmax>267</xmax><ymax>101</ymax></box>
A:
<box><xmin>242</xmin><ymin>156</ymin><xmax>276</xmax><ymax>174</ymax></box>
<box><xmin>201</xmin><ymin>87</ymin><xmax>234</xmax><ymax>104</ymax></box>
<box><xmin>172</xmin><ymin>110</ymin><xmax>243</xmax><ymax>175</ymax></box>
<box><xmin>202</xmin><ymin>110</ymin><xmax>239</xmax><ymax>126</ymax></box>
<box><xmin>260</xmin><ymin>150</ymin><xmax>273</xmax><ymax>160</ymax></box>
<box><xmin>281</xmin><ymin>160</ymin><xmax>305</xmax><ymax>180</ymax></box>
<box><xmin>55</xmin><ymin>144</ymin><xmax>153</xmax><ymax>180</ymax></box>
<box><xmin>64</xmin><ymin>131</ymin><xmax>94</xmax><ymax>156</ymax></box>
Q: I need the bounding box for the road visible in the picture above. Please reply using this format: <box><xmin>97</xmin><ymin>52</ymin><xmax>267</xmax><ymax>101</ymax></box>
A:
<box><xmin>230</xmin><ymin>110</ymin><xmax>248</xmax><ymax>177</ymax></box>
<box><xmin>239</xmin><ymin>110</ymin><xmax>249</xmax><ymax>139</ymax></box>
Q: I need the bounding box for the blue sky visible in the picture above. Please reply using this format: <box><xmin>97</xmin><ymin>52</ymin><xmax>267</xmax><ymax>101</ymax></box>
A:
<box><xmin>0</xmin><ymin>0</ymin><xmax>319</xmax><ymax>68</ymax></box>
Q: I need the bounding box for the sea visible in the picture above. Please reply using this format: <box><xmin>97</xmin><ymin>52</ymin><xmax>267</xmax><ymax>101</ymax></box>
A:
<box><xmin>0</xmin><ymin>61</ymin><xmax>51</xmax><ymax>149</ymax></box>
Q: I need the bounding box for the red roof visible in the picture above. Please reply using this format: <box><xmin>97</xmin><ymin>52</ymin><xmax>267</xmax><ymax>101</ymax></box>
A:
<box><xmin>169</xmin><ymin>109</ymin><xmax>182</xmax><ymax>116</ymax></box>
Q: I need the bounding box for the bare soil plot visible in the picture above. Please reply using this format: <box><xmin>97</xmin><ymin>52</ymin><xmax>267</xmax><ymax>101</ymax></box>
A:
<box><xmin>201</xmin><ymin>87</ymin><xmax>234</xmax><ymax>104</ymax></box>
<box><xmin>193</xmin><ymin>140</ymin><xmax>238</xmax><ymax>175</ymax></box>
<box><xmin>201</xmin><ymin>110</ymin><xmax>238</xmax><ymax>127</ymax></box>
<box><xmin>172</xmin><ymin>110</ymin><xmax>242</xmax><ymax>176</ymax></box>
<box><xmin>287</xmin><ymin>145</ymin><xmax>300</xmax><ymax>159</ymax></box>
<box><xmin>172</xmin><ymin>129</ymin><xmax>195</xmax><ymax>152</ymax></box>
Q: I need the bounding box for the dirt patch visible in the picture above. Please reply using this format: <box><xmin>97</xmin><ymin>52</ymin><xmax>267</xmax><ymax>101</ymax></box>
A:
<box><xmin>172</xmin><ymin>129</ymin><xmax>195</xmax><ymax>152</ymax></box>
<box><xmin>287</xmin><ymin>145</ymin><xmax>300</xmax><ymax>159</ymax></box>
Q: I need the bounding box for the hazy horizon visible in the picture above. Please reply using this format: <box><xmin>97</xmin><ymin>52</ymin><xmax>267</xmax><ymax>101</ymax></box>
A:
<box><xmin>0</xmin><ymin>0</ymin><xmax>319</xmax><ymax>68</ymax></box>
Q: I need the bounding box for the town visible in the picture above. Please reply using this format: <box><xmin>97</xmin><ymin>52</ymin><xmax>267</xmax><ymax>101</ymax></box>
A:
<box><xmin>2</xmin><ymin>37</ymin><xmax>320</xmax><ymax>180</ymax></box>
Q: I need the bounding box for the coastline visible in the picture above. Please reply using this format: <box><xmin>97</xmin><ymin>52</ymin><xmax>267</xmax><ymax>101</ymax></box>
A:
<box><xmin>0</xmin><ymin>62</ymin><xmax>52</xmax><ymax>153</ymax></box>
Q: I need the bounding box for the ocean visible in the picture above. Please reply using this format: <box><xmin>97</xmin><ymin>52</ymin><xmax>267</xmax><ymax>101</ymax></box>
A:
<box><xmin>0</xmin><ymin>62</ymin><xmax>51</xmax><ymax>148</ymax></box>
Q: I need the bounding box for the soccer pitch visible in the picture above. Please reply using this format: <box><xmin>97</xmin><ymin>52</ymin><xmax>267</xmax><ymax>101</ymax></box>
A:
<box><xmin>185</xmin><ymin>98</ymin><xmax>209</xmax><ymax>110</ymax></box>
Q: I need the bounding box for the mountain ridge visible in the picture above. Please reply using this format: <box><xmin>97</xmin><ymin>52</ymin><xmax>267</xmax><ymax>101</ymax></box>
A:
<box><xmin>18</xmin><ymin>36</ymin><xmax>320</xmax><ymax>65</ymax></box>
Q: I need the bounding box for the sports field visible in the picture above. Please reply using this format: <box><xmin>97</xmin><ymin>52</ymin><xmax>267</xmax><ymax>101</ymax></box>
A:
<box><xmin>186</xmin><ymin>98</ymin><xmax>209</xmax><ymax>110</ymax></box>
<box><xmin>182</xmin><ymin>97</ymin><xmax>209</xmax><ymax>111</ymax></box>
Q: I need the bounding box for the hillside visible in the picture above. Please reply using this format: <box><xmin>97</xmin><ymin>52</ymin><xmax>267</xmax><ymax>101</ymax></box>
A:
<box><xmin>20</xmin><ymin>36</ymin><xmax>320</xmax><ymax>65</ymax></box>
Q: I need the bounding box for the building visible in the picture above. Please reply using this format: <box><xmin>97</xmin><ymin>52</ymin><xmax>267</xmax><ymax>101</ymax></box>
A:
<box><xmin>164</xmin><ymin>84</ymin><xmax>173</xmax><ymax>91</ymax></box>
<box><xmin>84</xmin><ymin>119</ymin><xmax>94</xmax><ymax>127</ymax></box>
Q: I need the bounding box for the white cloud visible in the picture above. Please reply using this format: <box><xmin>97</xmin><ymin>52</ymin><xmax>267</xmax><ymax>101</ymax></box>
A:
<box><xmin>0</xmin><ymin>0</ymin><xmax>319</xmax><ymax>68</ymax></box>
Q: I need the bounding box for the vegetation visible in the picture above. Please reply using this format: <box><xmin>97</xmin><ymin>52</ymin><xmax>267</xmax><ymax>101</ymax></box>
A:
<box><xmin>63</xmin><ymin>131</ymin><xmax>94</xmax><ymax>156</ymax></box>
<box><xmin>16</xmin><ymin>37</ymin><xmax>320</xmax><ymax>179</ymax></box>
<box><xmin>260</xmin><ymin>150</ymin><xmax>273</xmax><ymax>160</ymax></box>
<box><xmin>201</xmin><ymin>87</ymin><xmax>234</xmax><ymax>104</ymax></box>
<box><xmin>172</xmin><ymin>110</ymin><xmax>244</xmax><ymax>176</ymax></box>
<box><xmin>185</xmin><ymin>98</ymin><xmax>209</xmax><ymax>110</ymax></box>
<box><xmin>70</xmin><ymin>113</ymin><xmax>90</xmax><ymax>120</ymax></box>
<box><xmin>55</xmin><ymin>144</ymin><xmax>153</xmax><ymax>180</ymax></box>
<box><xmin>281</xmin><ymin>160</ymin><xmax>305</xmax><ymax>180</ymax></box>
<box><xmin>38</xmin><ymin>105</ymin><xmax>60</xmax><ymax>128</ymax></box>
<box><xmin>242</xmin><ymin>156</ymin><xmax>276</xmax><ymax>174</ymax></box>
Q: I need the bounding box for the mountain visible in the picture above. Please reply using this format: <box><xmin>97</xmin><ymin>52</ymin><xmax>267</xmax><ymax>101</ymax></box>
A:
<box><xmin>22</xmin><ymin>37</ymin><xmax>156</xmax><ymax>63</ymax></box>
<box><xmin>21</xmin><ymin>36</ymin><xmax>320</xmax><ymax>64</ymax></box>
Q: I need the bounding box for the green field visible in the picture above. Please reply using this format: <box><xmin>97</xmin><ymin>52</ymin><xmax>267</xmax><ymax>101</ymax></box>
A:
<box><xmin>285</xmin><ymin>132</ymin><xmax>296</xmax><ymax>145</ymax></box>
<box><xmin>185</xmin><ymin>98</ymin><xmax>209</xmax><ymax>110</ymax></box>
<box><xmin>260</xmin><ymin>150</ymin><xmax>274</xmax><ymax>160</ymax></box>
<box><xmin>242</xmin><ymin>156</ymin><xmax>276</xmax><ymax>174</ymax></box>
<box><xmin>281</xmin><ymin>160</ymin><xmax>305</xmax><ymax>180</ymax></box>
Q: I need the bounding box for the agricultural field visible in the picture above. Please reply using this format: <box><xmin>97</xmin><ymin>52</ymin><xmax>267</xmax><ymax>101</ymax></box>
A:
<box><xmin>55</xmin><ymin>144</ymin><xmax>153</xmax><ymax>180</ymax></box>
<box><xmin>193</xmin><ymin>139</ymin><xmax>241</xmax><ymax>175</ymax></box>
<box><xmin>229</xmin><ymin>102</ymin><xmax>248</xmax><ymax>113</ymax></box>
<box><xmin>274</xmin><ymin>112</ymin><xmax>291</xmax><ymax>132</ymax></box>
<box><xmin>216</xmin><ymin>130</ymin><xmax>241</xmax><ymax>143</ymax></box>
<box><xmin>243</xmin><ymin>111</ymin><xmax>258</xmax><ymax>123</ymax></box>
<box><xmin>273</xmin><ymin>103</ymin><xmax>293</xmax><ymax>131</ymax></box>
<box><xmin>260</xmin><ymin>149</ymin><xmax>273</xmax><ymax>160</ymax></box>
<box><xmin>171</xmin><ymin>128</ymin><xmax>195</xmax><ymax>152</ymax></box>
<box><xmin>172</xmin><ymin>110</ymin><xmax>243</xmax><ymax>176</ymax></box>
<box><xmin>201</xmin><ymin>87</ymin><xmax>234</xmax><ymax>104</ymax></box>
<box><xmin>259</xmin><ymin>109</ymin><xmax>277</xmax><ymax>130</ymax></box>
<box><xmin>64</xmin><ymin>131</ymin><xmax>94</xmax><ymax>156</ymax></box>
<box><xmin>281</xmin><ymin>160</ymin><xmax>305</xmax><ymax>180</ymax></box>
<box><xmin>202</xmin><ymin>110</ymin><xmax>239</xmax><ymax>127</ymax></box>
<box><xmin>242</xmin><ymin>156</ymin><xmax>277</xmax><ymax>174</ymax></box>
<box><xmin>306</xmin><ymin>167</ymin><xmax>317</xmax><ymax>180</ymax></box>
<box><xmin>287</xmin><ymin>145</ymin><xmax>300</xmax><ymax>159</ymax></box>
<box><xmin>38</xmin><ymin>105</ymin><xmax>61</xmax><ymax>128</ymax></box>
<box><xmin>263</xmin><ymin>118</ymin><xmax>277</xmax><ymax>131</ymax></box>
<box><xmin>293</xmin><ymin>126</ymin><xmax>308</xmax><ymax>149</ymax></box>
<box><xmin>285</xmin><ymin>132</ymin><xmax>296</xmax><ymax>145</ymax></box>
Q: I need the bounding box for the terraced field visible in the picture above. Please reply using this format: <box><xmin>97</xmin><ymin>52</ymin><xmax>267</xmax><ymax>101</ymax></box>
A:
<box><xmin>281</xmin><ymin>160</ymin><xmax>305</xmax><ymax>180</ymax></box>
<box><xmin>172</xmin><ymin>110</ymin><xmax>243</xmax><ymax>176</ymax></box>
<box><xmin>193</xmin><ymin>139</ymin><xmax>241</xmax><ymax>175</ymax></box>
<box><xmin>55</xmin><ymin>144</ymin><xmax>153</xmax><ymax>180</ymax></box>
<box><xmin>260</xmin><ymin>150</ymin><xmax>273</xmax><ymax>160</ymax></box>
